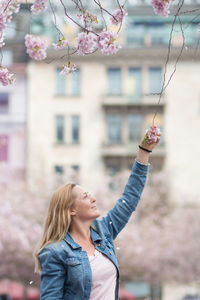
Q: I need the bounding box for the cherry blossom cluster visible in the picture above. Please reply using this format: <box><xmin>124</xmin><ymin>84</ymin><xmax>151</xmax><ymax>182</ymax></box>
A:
<box><xmin>25</xmin><ymin>34</ymin><xmax>47</xmax><ymax>61</ymax></box>
<box><xmin>0</xmin><ymin>0</ymin><xmax>20</xmax><ymax>23</ymax></box>
<box><xmin>76</xmin><ymin>30</ymin><xmax>121</xmax><ymax>56</ymax></box>
<box><xmin>0</xmin><ymin>0</ymin><xmax>20</xmax><ymax>48</ymax></box>
<box><xmin>0</xmin><ymin>0</ymin><xmax>180</xmax><ymax>85</ymax></box>
<box><xmin>77</xmin><ymin>9</ymin><xmax>98</xmax><ymax>26</ymax></box>
<box><xmin>77</xmin><ymin>32</ymin><xmax>97</xmax><ymax>56</ymax></box>
<box><xmin>97</xmin><ymin>30</ymin><xmax>121</xmax><ymax>55</ymax></box>
<box><xmin>111</xmin><ymin>7</ymin><xmax>127</xmax><ymax>25</ymax></box>
<box><xmin>52</xmin><ymin>37</ymin><xmax>68</xmax><ymax>50</ymax></box>
<box><xmin>142</xmin><ymin>126</ymin><xmax>161</xmax><ymax>144</ymax></box>
<box><xmin>31</xmin><ymin>0</ymin><xmax>48</xmax><ymax>15</ymax></box>
<box><xmin>0</xmin><ymin>0</ymin><xmax>20</xmax><ymax>85</ymax></box>
<box><xmin>151</xmin><ymin>0</ymin><xmax>172</xmax><ymax>17</ymax></box>
<box><xmin>60</xmin><ymin>62</ymin><xmax>77</xmax><ymax>75</ymax></box>
<box><xmin>0</xmin><ymin>67</ymin><xmax>15</xmax><ymax>86</ymax></box>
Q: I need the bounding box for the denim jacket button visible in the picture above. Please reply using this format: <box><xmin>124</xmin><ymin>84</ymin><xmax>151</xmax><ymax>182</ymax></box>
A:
<box><xmin>97</xmin><ymin>243</ymin><xmax>100</xmax><ymax>247</ymax></box>
<box><xmin>110</xmin><ymin>251</ymin><xmax>113</xmax><ymax>255</ymax></box>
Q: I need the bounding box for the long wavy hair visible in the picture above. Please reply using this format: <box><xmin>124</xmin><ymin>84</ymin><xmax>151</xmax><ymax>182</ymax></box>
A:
<box><xmin>34</xmin><ymin>183</ymin><xmax>76</xmax><ymax>273</ymax></box>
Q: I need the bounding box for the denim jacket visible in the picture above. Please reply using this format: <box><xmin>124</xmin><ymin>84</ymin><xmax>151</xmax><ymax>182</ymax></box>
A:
<box><xmin>39</xmin><ymin>160</ymin><xmax>149</xmax><ymax>300</ymax></box>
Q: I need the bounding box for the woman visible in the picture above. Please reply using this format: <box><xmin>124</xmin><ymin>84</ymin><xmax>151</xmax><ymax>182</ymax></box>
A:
<box><xmin>35</xmin><ymin>127</ymin><xmax>161</xmax><ymax>300</ymax></box>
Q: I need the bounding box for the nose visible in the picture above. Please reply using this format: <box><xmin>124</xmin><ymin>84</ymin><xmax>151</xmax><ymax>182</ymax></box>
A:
<box><xmin>89</xmin><ymin>195</ymin><xmax>96</xmax><ymax>203</ymax></box>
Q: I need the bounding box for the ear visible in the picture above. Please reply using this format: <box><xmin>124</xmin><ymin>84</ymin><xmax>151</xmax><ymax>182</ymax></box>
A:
<box><xmin>70</xmin><ymin>208</ymin><xmax>77</xmax><ymax>216</ymax></box>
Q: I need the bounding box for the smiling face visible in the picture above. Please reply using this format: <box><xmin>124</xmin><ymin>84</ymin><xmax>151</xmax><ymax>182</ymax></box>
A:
<box><xmin>70</xmin><ymin>185</ymin><xmax>101</xmax><ymax>222</ymax></box>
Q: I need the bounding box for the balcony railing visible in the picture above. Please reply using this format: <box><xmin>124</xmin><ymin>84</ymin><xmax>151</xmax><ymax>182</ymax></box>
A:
<box><xmin>101</xmin><ymin>141</ymin><xmax>165</xmax><ymax>157</ymax></box>
<box><xmin>102</xmin><ymin>93</ymin><xmax>166</xmax><ymax>107</ymax></box>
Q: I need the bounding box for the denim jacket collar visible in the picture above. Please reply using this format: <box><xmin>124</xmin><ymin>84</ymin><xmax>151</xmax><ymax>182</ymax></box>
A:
<box><xmin>64</xmin><ymin>232</ymin><xmax>81</xmax><ymax>249</ymax></box>
<box><xmin>90</xmin><ymin>225</ymin><xmax>102</xmax><ymax>242</ymax></box>
<box><xmin>64</xmin><ymin>226</ymin><xmax>102</xmax><ymax>249</ymax></box>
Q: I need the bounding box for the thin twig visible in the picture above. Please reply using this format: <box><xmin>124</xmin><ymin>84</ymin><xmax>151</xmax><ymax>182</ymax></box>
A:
<box><xmin>59</xmin><ymin>0</ymin><xmax>98</xmax><ymax>36</ymax></box>
<box><xmin>49</xmin><ymin>0</ymin><xmax>65</xmax><ymax>39</ymax></box>
<box><xmin>152</xmin><ymin>0</ymin><xmax>185</xmax><ymax>126</ymax></box>
<box><xmin>93</xmin><ymin>0</ymin><xmax>118</xmax><ymax>22</ymax></box>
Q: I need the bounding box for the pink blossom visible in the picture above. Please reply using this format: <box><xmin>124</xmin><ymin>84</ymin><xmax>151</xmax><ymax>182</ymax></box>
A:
<box><xmin>77</xmin><ymin>32</ymin><xmax>97</xmax><ymax>56</ymax></box>
<box><xmin>77</xmin><ymin>9</ymin><xmax>98</xmax><ymax>25</ymax></box>
<box><xmin>52</xmin><ymin>37</ymin><xmax>68</xmax><ymax>50</ymax></box>
<box><xmin>111</xmin><ymin>8</ymin><xmax>127</xmax><ymax>25</ymax></box>
<box><xmin>151</xmin><ymin>0</ymin><xmax>170</xmax><ymax>17</ymax></box>
<box><xmin>25</xmin><ymin>34</ymin><xmax>47</xmax><ymax>61</ymax></box>
<box><xmin>60</xmin><ymin>62</ymin><xmax>77</xmax><ymax>75</ymax></box>
<box><xmin>31</xmin><ymin>0</ymin><xmax>48</xmax><ymax>14</ymax></box>
<box><xmin>142</xmin><ymin>126</ymin><xmax>161</xmax><ymax>144</ymax></box>
<box><xmin>0</xmin><ymin>12</ymin><xmax>6</xmax><ymax>32</ymax></box>
<box><xmin>0</xmin><ymin>0</ymin><xmax>20</xmax><ymax>23</ymax></box>
<box><xmin>0</xmin><ymin>67</ymin><xmax>15</xmax><ymax>86</ymax></box>
<box><xmin>97</xmin><ymin>30</ymin><xmax>121</xmax><ymax>55</ymax></box>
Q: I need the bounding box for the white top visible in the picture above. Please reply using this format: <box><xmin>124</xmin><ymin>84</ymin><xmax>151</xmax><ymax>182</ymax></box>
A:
<box><xmin>88</xmin><ymin>249</ymin><xmax>117</xmax><ymax>300</ymax></box>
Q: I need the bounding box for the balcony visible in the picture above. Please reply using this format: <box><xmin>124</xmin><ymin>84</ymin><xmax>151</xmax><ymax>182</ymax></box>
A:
<box><xmin>102</xmin><ymin>94</ymin><xmax>166</xmax><ymax>108</ymax></box>
<box><xmin>101</xmin><ymin>141</ymin><xmax>165</xmax><ymax>158</ymax></box>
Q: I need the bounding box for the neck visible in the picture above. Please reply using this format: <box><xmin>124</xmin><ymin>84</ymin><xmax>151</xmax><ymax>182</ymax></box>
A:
<box><xmin>69</xmin><ymin>219</ymin><xmax>92</xmax><ymax>241</ymax></box>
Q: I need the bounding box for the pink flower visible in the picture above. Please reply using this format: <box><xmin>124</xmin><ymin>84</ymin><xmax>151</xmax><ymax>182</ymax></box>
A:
<box><xmin>52</xmin><ymin>37</ymin><xmax>68</xmax><ymax>50</ymax></box>
<box><xmin>25</xmin><ymin>34</ymin><xmax>47</xmax><ymax>61</ymax></box>
<box><xmin>142</xmin><ymin>126</ymin><xmax>161</xmax><ymax>144</ymax></box>
<box><xmin>60</xmin><ymin>62</ymin><xmax>77</xmax><ymax>75</ymax></box>
<box><xmin>111</xmin><ymin>8</ymin><xmax>127</xmax><ymax>25</ymax></box>
<box><xmin>31</xmin><ymin>0</ymin><xmax>48</xmax><ymax>14</ymax></box>
<box><xmin>97</xmin><ymin>30</ymin><xmax>121</xmax><ymax>55</ymax></box>
<box><xmin>77</xmin><ymin>9</ymin><xmax>98</xmax><ymax>25</ymax></box>
<box><xmin>77</xmin><ymin>32</ymin><xmax>97</xmax><ymax>56</ymax></box>
<box><xmin>0</xmin><ymin>0</ymin><xmax>20</xmax><ymax>23</ymax></box>
<box><xmin>0</xmin><ymin>67</ymin><xmax>15</xmax><ymax>86</ymax></box>
<box><xmin>0</xmin><ymin>12</ymin><xmax>6</xmax><ymax>32</ymax></box>
<box><xmin>151</xmin><ymin>0</ymin><xmax>170</xmax><ymax>17</ymax></box>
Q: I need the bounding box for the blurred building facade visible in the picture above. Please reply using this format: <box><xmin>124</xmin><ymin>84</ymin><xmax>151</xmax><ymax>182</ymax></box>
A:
<box><xmin>0</xmin><ymin>4</ymin><xmax>30</xmax><ymax>179</ymax></box>
<box><xmin>26</xmin><ymin>1</ymin><xmax>200</xmax><ymax>208</ymax></box>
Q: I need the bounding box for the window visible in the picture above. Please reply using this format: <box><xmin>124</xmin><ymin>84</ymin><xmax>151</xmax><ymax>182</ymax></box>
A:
<box><xmin>71</xmin><ymin>69</ymin><xmax>80</xmax><ymax>96</ymax></box>
<box><xmin>0</xmin><ymin>135</ymin><xmax>9</xmax><ymax>162</ymax></box>
<box><xmin>54</xmin><ymin>165</ymin><xmax>64</xmax><ymax>174</ymax></box>
<box><xmin>127</xmin><ymin>114</ymin><xmax>143</xmax><ymax>142</ymax></box>
<box><xmin>71</xmin><ymin>115</ymin><xmax>80</xmax><ymax>144</ymax></box>
<box><xmin>0</xmin><ymin>93</ymin><xmax>9</xmax><ymax>114</ymax></box>
<box><xmin>127</xmin><ymin>22</ymin><xmax>145</xmax><ymax>45</ymax></box>
<box><xmin>72</xmin><ymin>165</ymin><xmax>79</xmax><ymax>171</ymax></box>
<box><xmin>107</xmin><ymin>114</ymin><xmax>122</xmax><ymax>144</ymax></box>
<box><xmin>149</xmin><ymin>67</ymin><xmax>162</xmax><ymax>94</ymax></box>
<box><xmin>148</xmin><ymin>23</ymin><xmax>164</xmax><ymax>45</ymax></box>
<box><xmin>107</xmin><ymin>68</ymin><xmax>121</xmax><ymax>96</ymax></box>
<box><xmin>56</xmin><ymin>68</ymin><xmax>81</xmax><ymax>96</ymax></box>
<box><xmin>56</xmin><ymin>115</ymin><xmax>64</xmax><ymax>143</ymax></box>
<box><xmin>127</xmin><ymin>68</ymin><xmax>142</xmax><ymax>100</ymax></box>
<box><xmin>56</xmin><ymin>68</ymin><xmax>65</xmax><ymax>95</ymax></box>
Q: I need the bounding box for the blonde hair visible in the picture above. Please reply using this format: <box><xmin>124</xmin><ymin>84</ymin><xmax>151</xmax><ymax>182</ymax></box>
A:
<box><xmin>34</xmin><ymin>183</ymin><xmax>76</xmax><ymax>273</ymax></box>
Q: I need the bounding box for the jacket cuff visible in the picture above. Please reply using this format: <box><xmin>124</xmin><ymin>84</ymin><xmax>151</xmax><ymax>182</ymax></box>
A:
<box><xmin>132</xmin><ymin>159</ymin><xmax>150</xmax><ymax>175</ymax></box>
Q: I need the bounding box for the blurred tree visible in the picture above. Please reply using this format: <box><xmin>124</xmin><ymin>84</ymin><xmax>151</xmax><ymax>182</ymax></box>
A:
<box><xmin>0</xmin><ymin>165</ymin><xmax>200</xmax><ymax>288</ymax></box>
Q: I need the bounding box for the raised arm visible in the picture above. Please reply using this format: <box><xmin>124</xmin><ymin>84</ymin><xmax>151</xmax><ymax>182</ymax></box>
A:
<box><xmin>95</xmin><ymin>126</ymin><xmax>161</xmax><ymax>240</ymax></box>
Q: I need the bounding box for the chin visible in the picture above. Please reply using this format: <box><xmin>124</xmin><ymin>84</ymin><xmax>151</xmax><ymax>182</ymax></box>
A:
<box><xmin>94</xmin><ymin>210</ymin><xmax>101</xmax><ymax>218</ymax></box>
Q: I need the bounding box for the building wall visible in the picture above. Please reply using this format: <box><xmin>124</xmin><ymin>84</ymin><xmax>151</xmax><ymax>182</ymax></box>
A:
<box><xmin>165</xmin><ymin>61</ymin><xmax>200</xmax><ymax>205</ymax></box>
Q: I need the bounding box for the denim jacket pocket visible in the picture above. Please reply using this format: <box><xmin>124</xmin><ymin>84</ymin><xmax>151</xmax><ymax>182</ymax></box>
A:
<box><xmin>65</xmin><ymin>257</ymin><xmax>81</xmax><ymax>266</ymax></box>
<box><xmin>64</xmin><ymin>257</ymin><xmax>82</xmax><ymax>281</ymax></box>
